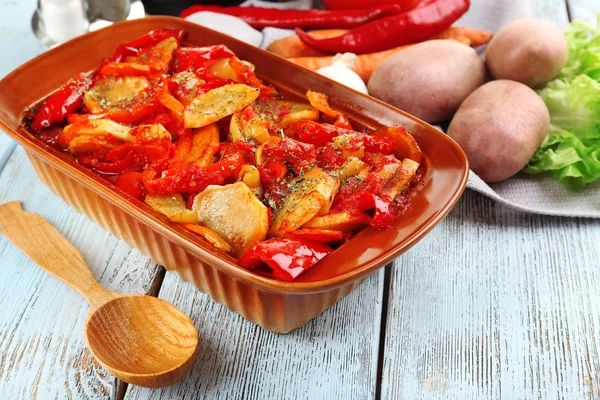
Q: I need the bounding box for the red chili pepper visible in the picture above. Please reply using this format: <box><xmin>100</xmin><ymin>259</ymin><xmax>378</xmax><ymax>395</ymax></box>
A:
<box><xmin>262</xmin><ymin>138</ymin><xmax>316</xmax><ymax>175</ymax></box>
<box><xmin>296</xmin><ymin>0</ymin><xmax>470</xmax><ymax>54</ymax></box>
<box><xmin>323</xmin><ymin>0</ymin><xmax>419</xmax><ymax>10</ymax></box>
<box><xmin>116</xmin><ymin>171</ymin><xmax>146</xmax><ymax>200</ymax></box>
<box><xmin>333</xmin><ymin>191</ymin><xmax>394</xmax><ymax>230</ymax></box>
<box><xmin>238</xmin><ymin>237</ymin><xmax>333</xmax><ymax>281</ymax></box>
<box><xmin>30</xmin><ymin>72</ymin><xmax>94</xmax><ymax>132</ymax></box>
<box><xmin>180</xmin><ymin>4</ymin><xmax>404</xmax><ymax>30</ymax></box>
<box><xmin>111</xmin><ymin>29</ymin><xmax>185</xmax><ymax>63</ymax></box>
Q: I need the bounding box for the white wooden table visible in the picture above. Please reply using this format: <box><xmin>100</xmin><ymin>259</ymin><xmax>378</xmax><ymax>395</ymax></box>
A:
<box><xmin>1</xmin><ymin>1</ymin><xmax>599</xmax><ymax>399</ymax></box>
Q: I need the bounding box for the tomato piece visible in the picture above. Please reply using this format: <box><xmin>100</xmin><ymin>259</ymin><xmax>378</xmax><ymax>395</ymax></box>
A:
<box><xmin>116</xmin><ymin>171</ymin><xmax>146</xmax><ymax>199</ymax></box>
<box><xmin>286</xmin><ymin>120</ymin><xmax>341</xmax><ymax>146</ymax></box>
<box><xmin>258</xmin><ymin>161</ymin><xmax>288</xmax><ymax>184</ymax></box>
<box><xmin>100</xmin><ymin>62</ymin><xmax>151</xmax><ymax>77</ymax></box>
<box><xmin>262</xmin><ymin>138</ymin><xmax>316</xmax><ymax>174</ymax></box>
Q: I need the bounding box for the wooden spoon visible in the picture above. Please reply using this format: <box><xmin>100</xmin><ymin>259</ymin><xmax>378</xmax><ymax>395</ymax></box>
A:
<box><xmin>0</xmin><ymin>201</ymin><xmax>198</xmax><ymax>388</ymax></box>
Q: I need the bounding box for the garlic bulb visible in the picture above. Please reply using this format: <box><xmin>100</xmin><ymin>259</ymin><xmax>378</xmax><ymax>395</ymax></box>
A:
<box><xmin>316</xmin><ymin>53</ymin><xmax>368</xmax><ymax>95</ymax></box>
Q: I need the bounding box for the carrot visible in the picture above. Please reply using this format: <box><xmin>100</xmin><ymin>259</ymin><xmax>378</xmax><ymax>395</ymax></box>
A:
<box><xmin>288</xmin><ymin>45</ymin><xmax>411</xmax><ymax>83</ymax></box>
<box><xmin>287</xmin><ymin>27</ymin><xmax>493</xmax><ymax>83</ymax></box>
<box><xmin>431</xmin><ymin>26</ymin><xmax>493</xmax><ymax>47</ymax></box>
<box><xmin>267</xmin><ymin>29</ymin><xmax>348</xmax><ymax>58</ymax></box>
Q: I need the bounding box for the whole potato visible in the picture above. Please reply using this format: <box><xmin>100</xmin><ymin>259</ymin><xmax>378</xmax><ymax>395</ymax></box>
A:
<box><xmin>486</xmin><ymin>18</ymin><xmax>568</xmax><ymax>87</ymax></box>
<box><xmin>447</xmin><ymin>80</ymin><xmax>549</xmax><ymax>183</ymax></box>
<box><xmin>368</xmin><ymin>40</ymin><xmax>486</xmax><ymax>123</ymax></box>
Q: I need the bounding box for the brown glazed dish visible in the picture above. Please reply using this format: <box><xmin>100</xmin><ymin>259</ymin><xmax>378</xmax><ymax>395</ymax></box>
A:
<box><xmin>0</xmin><ymin>16</ymin><xmax>468</xmax><ymax>333</ymax></box>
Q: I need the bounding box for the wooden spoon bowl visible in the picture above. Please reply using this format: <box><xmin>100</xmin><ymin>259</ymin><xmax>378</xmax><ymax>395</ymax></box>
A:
<box><xmin>0</xmin><ymin>201</ymin><xmax>198</xmax><ymax>388</ymax></box>
<box><xmin>85</xmin><ymin>295</ymin><xmax>198</xmax><ymax>387</ymax></box>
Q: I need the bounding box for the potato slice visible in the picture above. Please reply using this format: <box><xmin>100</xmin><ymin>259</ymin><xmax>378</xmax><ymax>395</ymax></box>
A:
<box><xmin>183</xmin><ymin>84</ymin><xmax>260</xmax><ymax>128</ymax></box>
<box><xmin>253</xmin><ymin>99</ymin><xmax>319</xmax><ymax>128</ymax></box>
<box><xmin>192</xmin><ymin>182</ymin><xmax>269</xmax><ymax>255</ymax></box>
<box><xmin>145</xmin><ymin>194</ymin><xmax>198</xmax><ymax>224</ymax></box>
<box><xmin>337</xmin><ymin>157</ymin><xmax>368</xmax><ymax>181</ymax></box>
<box><xmin>230</xmin><ymin>110</ymin><xmax>272</xmax><ymax>144</ymax></box>
<box><xmin>380</xmin><ymin>158</ymin><xmax>420</xmax><ymax>202</ymax></box>
<box><xmin>268</xmin><ymin>167</ymin><xmax>340</xmax><ymax>237</ymax></box>
<box><xmin>84</xmin><ymin>76</ymin><xmax>150</xmax><ymax>114</ymax></box>
<box><xmin>303</xmin><ymin>212</ymin><xmax>370</xmax><ymax>232</ymax></box>
<box><xmin>208</xmin><ymin>58</ymin><xmax>239</xmax><ymax>81</ymax></box>
<box><xmin>185</xmin><ymin>123</ymin><xmax>220</xmax><ymax>167</ymax></box>
<box><xmin>59</xmin><ymin>118</ymin><xmax>134</xmax><ymax>153</ymax></box>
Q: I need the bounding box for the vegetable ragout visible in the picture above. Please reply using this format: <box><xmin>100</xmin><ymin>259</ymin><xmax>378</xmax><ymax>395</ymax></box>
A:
<box><xmin>24</xmin><ymin>29</ymin><xmax>424</xmax><ymax>282</ymax></box>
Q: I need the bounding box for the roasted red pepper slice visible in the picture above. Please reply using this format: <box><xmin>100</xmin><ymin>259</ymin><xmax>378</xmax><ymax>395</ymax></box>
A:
<box><xmin>296</xmin><ymin>0</ymin><xmax>470</xmax><ymax>54</ymax></box>
<box><xmin>31</xmin><ymin>72</ymin><xmax>94</xmax><ymax>132</ymax></box>
<box><xmin>143</xmin><ymin>159</ymin><xmax>225</xmax><ymax>194</ymax></box>
<box><xmin>180</xmin><ymin>4</ymin><xmax>404</xmax><ymax>30</ymax></box>
<box><xmin>238</xmin><ymin>237</ymin><xmax>333</xmax><ymax>281</ymax></box>
<box><xmin>104</xmin><ymin>89</ymin><xmax>163</xmax><ymax>125</ymax></box>
<box><xmin>262</xmin><ymin>138</ymin><xmax>316</xmax><ymax>174</ymax></box>
<box><xmin>171</xmin><ymin>46</ymin><xmax>235</xmax><ymax>74</ymax></box>
<box><xmin>77</xmin><ymin>152</ymin><xmax>142</xmax><ymax>174</ymax></box>
<box><xmin>116</xmin><ymin>171</ymin><xmax>146</xmax><ymax>200</ymax></box>
<box><xmin>333</xmin><ymin>191</ymin><xmax>394</xmax><ymax>230</ymax></box>
<box><xmin>106</xmin><ymin>143</ymin><xmax>169</xmax><ymax>163</ymax></box>
<box><xmin>142</xmin><ymin>146</ymin><xmax>245</xmax><ymax>194</ymax></box>
<box><xmin>111</xmin><ymin>29</ymin><xmax>185</xmax><ymax>63</ymax></box>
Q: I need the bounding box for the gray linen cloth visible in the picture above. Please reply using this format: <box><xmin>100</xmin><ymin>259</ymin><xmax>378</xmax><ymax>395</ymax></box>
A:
<box><xmin>185</xmin><ymin>0</ymin><xmax>600</xmax><ymax>218</ymax></box>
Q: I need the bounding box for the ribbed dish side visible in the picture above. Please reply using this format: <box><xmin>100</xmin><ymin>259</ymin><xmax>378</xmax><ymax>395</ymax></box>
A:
<box><xmin>26</xmin><ymin>151</ymin><xmax>360</xmax><ymax>333</ymax></box>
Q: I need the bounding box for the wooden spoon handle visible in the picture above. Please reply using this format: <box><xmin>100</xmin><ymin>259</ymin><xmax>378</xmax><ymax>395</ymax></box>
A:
<box><xmin>0</xmin><ymin>201</ymin><xmax>117</xmax><ymax>308</ymax></box>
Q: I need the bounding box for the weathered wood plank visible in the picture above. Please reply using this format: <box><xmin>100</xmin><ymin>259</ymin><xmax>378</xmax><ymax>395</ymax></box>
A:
<box><xmin>381</xmin><ymin>191</ymin><xmax>600</xmax><ymax>399</ymax></box>
<box><xmin>125</xmin><ymin>269</ymin><xmax>385</xmax><ymax>399</ymax></box>
<box><xmin>0</xmin><ymin>147</ymin><xmax>160</xmax><ymax>399</ymax></box>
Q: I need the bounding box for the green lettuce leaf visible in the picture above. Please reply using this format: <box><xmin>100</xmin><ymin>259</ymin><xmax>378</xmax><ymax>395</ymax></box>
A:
<box><xmin>525</xmin><ymin>15</ymin><xmax>600</xmax><ymax>190</ymax></box>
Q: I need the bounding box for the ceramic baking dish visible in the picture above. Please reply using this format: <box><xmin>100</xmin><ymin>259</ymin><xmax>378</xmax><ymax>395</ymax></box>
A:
<box><xmin>0</xmin><ymin>16</ymin><xmax>468</xmax><ymax>333</ymax></box>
